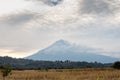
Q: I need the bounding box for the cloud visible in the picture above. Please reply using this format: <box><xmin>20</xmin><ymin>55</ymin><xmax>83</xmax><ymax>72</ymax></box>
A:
<box><xmin>40</xmin><ymin>0</ymin><xmax>64</xmax><ymax>6</ymax></box>
<box><xmin>0</xmin><ymin>12</ymin><xmax>36</xmax><ymax>27</ymax></box>
<box><xmin>80</xmin><ymin>0</ymin><xmax>120</xmax><ymax>16</ymax></box>
<box><xmin>0</xmin><ymin>0</ymin><xmax>120</xmax><ymax>58</ymax></box>
<box><xmin>26</xmin><ymin>0</ymin><xmax>120</xmax><ymax>27</ymax></box>
<box><xmin>29</xmin><ymin>0</ymin><xmax>64</xmax><ymax>6</ymax></box>
<box><xmin>0</xmin><ymin>0</ymin><xmax>32</xmax><ymax>15</ymax></box>
<box><xmin>81</xmin><ymin>0</ymin><xmax>111</xmax><ymax>15</ymax></box>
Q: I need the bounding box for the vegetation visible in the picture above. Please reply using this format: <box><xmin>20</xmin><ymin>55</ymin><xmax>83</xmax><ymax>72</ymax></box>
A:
<box><xmin>0</xmin><ymin>56</ymin><xmax>120</xmax><ymax>80</ymax></box>
<box><xmin>112</xmin><ymin>61</ymin><xmax>120</xmax><ymax>69</ymax></box>
<box><xmin>0</xmin><ymin>65</ymin><xmax>12</xmax><ymax>80</ymax></box>
<box><xmin>0</xmin><ymin>56</ymin><xmax>112</xmax><ymax>70</ymax></box>
<box><xmin>0</xmin><ymin>68</ymin><xmax>120</xmax><ymax>80</ymax></box>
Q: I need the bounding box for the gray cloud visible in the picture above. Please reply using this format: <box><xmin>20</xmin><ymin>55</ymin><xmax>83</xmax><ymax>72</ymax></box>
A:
<box><xmin>41</xmin><ymin>0</ymin><xmax>64</xmax><ymax>6</ymax></box>
<box><xmin>80</xmin><ymin>0</ymin><xmax>120</xmax><ymax>16</ymax></box>
<box><xmin>30</xmin><ymin>0</ymin><xmax>64</xmax><ymax>6</ymax></box>
<box><xmin>0</xmin><ymin>0</ymin><xmax>120</xmax><ymax>58</ymax></box>
<box><xmin>0</xmin><ymin>12</ymin><xmax>35</xmax><ymax>27</ymax></box>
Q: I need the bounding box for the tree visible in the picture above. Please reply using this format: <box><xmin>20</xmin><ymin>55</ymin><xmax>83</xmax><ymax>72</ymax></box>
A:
<box><xmin>0</xmin><ymin>65</ymin><xmax>12</xmax><ymax>80</ymax></box>
<box><xmin>112</xmin><ymin>61</ymin><xmax>120</xmax><ymax>69</ymax></box>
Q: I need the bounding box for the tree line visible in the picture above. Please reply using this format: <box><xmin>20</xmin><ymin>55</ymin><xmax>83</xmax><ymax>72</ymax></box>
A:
<box><xmin>0</xmin><ymin>56</ymin><xmax>113</xmax><ymax>70</ymax></box>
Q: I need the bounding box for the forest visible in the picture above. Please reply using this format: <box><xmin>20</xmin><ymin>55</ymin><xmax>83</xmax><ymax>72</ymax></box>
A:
<box><xmin>0</xmin><ymin>56</ymin><xmax>112</xmax><ymax>70</ymax></box>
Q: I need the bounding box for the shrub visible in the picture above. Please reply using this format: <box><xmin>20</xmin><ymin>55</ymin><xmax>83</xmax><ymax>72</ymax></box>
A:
<box><xmin>112</xmin><ymin>61</ymin><xmax>120</xmax><ymax>69</ymax></box>
<box><xmin>0</xmin><ymin>65</ymin><xmax>12</xmax><ymax>80</ymax></box>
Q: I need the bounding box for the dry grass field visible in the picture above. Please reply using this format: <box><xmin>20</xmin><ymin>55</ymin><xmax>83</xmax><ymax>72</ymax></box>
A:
<box><xmin>0</xmin><ymin>68</ymin><xmax>120</xmax><ymax>80</ymax></box>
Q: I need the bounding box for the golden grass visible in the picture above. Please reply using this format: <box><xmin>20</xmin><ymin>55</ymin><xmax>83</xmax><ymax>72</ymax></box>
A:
<box><xmin>0</xmin><ymin>68</ymin><xmax>120</xmax><ymax>80</ymax></box>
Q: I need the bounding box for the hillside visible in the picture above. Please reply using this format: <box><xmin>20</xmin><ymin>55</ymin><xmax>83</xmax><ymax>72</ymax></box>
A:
<box><xmin>26</xmin><ymin>40</ymin><xmax>119</xmax><ymax>63</ymax></box>
<box><xmin>0</xmin><ymin>56</ymin><xmax>112</xmax><ymax>70</ymax></box>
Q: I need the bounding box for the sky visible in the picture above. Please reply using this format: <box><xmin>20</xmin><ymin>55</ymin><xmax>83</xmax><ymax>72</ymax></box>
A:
<box><xmin>0</xmin><ymin>0</ymin><xmax>120</xmax><ymax>58</ymax></box>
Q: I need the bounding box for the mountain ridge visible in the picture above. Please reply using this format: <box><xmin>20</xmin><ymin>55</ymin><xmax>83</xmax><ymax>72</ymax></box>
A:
<box><xmin>26</xmin><ymin>40</ymin><xmax>119</xmax><ymax>63</ymax></box>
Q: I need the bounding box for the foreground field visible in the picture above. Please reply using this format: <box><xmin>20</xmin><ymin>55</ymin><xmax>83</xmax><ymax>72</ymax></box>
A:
<box><xmin>0</xmin><ymin>68</ymin><xmax>120</xmax><ymax>80</ymax></box>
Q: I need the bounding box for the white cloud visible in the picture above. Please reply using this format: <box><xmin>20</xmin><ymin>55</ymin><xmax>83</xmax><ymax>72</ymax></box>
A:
<box><xmin>0</xmin><ymin>0</ymin><xmax>32</xmax><ymax>15</ymax></box>
<box><xmin>0</xmin><ymin>0</ymin><xmax>120</xmax><ymax>58</ymax></box>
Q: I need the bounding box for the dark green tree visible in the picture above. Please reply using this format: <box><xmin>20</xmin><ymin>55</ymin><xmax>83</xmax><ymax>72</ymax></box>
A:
<box><xmin>112</xmin><ymin>61</ymin><xmax>120</xmax><ymax>69</ymax></box>
<box><xmin>0</xmin><ymin>65</ymin><xmax>12</xmax><ymax>80</ymax></box>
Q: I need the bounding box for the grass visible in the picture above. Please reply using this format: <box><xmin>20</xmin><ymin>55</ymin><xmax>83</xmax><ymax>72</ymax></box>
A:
<box><xmin>0</xmin><ymin>68</ymin><xmax>120</xmax><ymax>80</ymax></box>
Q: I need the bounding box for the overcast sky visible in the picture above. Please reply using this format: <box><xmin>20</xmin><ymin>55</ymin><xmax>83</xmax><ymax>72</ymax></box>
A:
<box><xmin>0</xmin><ymin>0</ymin><xmax>120</xmax><ymax>58</ymax></box>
